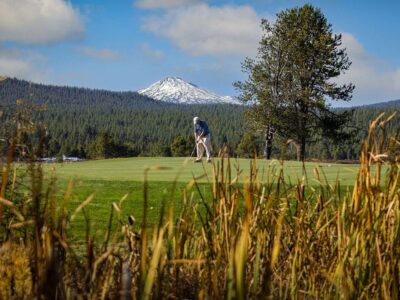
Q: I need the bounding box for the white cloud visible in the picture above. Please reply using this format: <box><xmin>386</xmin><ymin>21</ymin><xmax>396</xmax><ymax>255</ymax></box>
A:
<box><xmin>0</xmin><ymin>45</ymin><xmax>49</xmax><ymax>80</ymax></box>
<box><xmin>337</xmin><ymin>33</ymin><xmax>400</xmax><ymax>105</ymax></box>
<box><xmin>135</xmin><ymin>0</ymin><xmax>204</xmax><ymax>10</ymax></box>
<box><xmin>140</xmin><ymin>43</ymin><xmax>165</xmax><ymax>60</ymax></box>
<box><xmin>0</xmin><ymin>0</ymin><xmax>84</xmax><ymax>44</ymax></box>
<box><xmin>141</xmin><ymin>4</ymin><xmax>262</xmax><ymax>56</ymax></box>
<box><xmin>75</xmin><ymin>47</ymin><xmax>121</xmax><ymax>61</ymax></box>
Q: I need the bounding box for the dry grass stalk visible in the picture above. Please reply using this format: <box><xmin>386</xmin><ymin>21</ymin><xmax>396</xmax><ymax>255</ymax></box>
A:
<box><xmin>0</xmin><ymin>112</ymin><xmax>399</xmax><ymax>299</ymax></box>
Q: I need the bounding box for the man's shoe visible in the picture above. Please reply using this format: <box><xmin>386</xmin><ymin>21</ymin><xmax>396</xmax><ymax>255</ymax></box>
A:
<box><xmin>194</xmin><ymin>159</ymin><xmax>202</xmax><ymax>163</ymax></box>
<box><xmin>207</xmin><ymin>159</ymin><xmax>212</xmax><ymax>163</ymax></box>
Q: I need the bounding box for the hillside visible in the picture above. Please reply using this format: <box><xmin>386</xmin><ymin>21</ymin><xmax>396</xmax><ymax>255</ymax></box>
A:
<box><xmin>0</xmin><ymin>77</ymin><xmax>162</xmax><ymax>108</ymax></box>
<box><xmin>357</xmin><ymin>99</ymin><xmax>400</xmax><ymax>109</ymax></box>
<box><xmin>0</xmin><ymin>77</ymin><xmax>398</xmax><ymax>160</ymax></box>
<box><xmin>0</xmin><ymin>78</ymin><xmax>246</xmax><ymax>158</ymax></box>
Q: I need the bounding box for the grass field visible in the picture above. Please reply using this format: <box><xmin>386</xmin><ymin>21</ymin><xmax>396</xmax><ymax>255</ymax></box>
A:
<box><xmin>3</xmin><ymin>113</ymin><xmax>398</xmax><ymax>298</ymax></box>
<box><xmin>37</xmin><ymin>157</ymin><xmax>362</xmax><ymax>241</ymax></box>
<box><xmin>45</xmin><ymin>156</ymin><xmax>360</xmax><ymax>183</ymax></box>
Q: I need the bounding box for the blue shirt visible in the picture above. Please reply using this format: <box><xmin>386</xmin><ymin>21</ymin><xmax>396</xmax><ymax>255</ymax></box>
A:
<box><xmin>194</xmin><ymin>120</ymin><xmax>210</xmax><ymax>135</ymax></box>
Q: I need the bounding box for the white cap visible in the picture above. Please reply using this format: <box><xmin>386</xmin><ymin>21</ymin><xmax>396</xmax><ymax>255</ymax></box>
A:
<box><xmin>193</xmin><ymin>116</ymin><xmax>200</xmax><ymax>124</ymax></box>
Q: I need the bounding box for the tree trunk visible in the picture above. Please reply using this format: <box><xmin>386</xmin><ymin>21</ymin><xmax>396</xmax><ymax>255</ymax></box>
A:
<box><xmin>296</xmin><ymin>137</ymin><xmax>306</xmax><ymax>161</ymax></box>
<box><xmin>264</xmin><ymin>138</ymin><xmax>273</xmax><ymax>160</ymax></box>
<box><xmin>296</xmin><ymin>108</ymin><xmax>307</xmax><ymax>161</ymax></box>
<box><xmin>263</xmin><ymin>125</ymin><xmax>273</xmax><ymax>160</ymax></box>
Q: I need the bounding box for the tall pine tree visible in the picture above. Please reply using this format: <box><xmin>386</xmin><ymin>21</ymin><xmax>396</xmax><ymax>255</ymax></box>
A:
<box><xmin>235</xmin><ymin>4</ymin><xmax>354</xmax><ymax>161</ymax></box>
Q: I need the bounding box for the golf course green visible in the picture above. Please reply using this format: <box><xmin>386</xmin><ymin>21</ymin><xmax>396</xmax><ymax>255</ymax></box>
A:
<box><xmin>45</xmin><ymin>156</ymin><xmax>360</xmax><ymax>184</ymax></box>
<box><xmin>38</xmin><ymin>157</ymin><xmax>362</xmax><ymax>241</ymax></box>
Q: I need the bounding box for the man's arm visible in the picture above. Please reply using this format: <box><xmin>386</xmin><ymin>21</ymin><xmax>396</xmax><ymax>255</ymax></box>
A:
<box><xmin>194</xmin><ymin>130</ymin><xmax>204</xmax><ymax>142</ymax></box>
<box><xmin>194</xmin><ymin>124</ymin><xmax>203</xmax><ymax>141</ymax></box>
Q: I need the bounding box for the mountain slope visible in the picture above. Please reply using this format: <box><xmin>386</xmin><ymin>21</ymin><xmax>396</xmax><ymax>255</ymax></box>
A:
<box><xmin>138</xmin><ymin>77</ymin><xmax>239</xmax><ymax>105</ymax></box>
<box><xmin>0</xmin><ymin>77</ymin><xmax>246</xmax><ymax>158</ymax></box>
<box><xmin>358</xmin><ymin>99</ymin><xmax>400</xmax><ymax>109</ymax></box>
<box><xmin>1</xmin><ymin>77</ymin><xmax>398</xmax><ymax>160</ymax></box>
<box><xmin>0</xmin><ymin>77</ymin><xmax>163</xmax><ymax>108</ymax></box>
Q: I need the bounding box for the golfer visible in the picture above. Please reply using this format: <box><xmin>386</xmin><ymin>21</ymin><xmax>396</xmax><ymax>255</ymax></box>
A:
<box><xmin>193</xmin><ymin>116</ymin><xmax>211</xmax><ymax>163</ymax></box>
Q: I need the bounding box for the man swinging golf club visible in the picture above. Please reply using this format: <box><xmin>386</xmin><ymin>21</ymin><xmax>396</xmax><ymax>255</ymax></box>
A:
<box><xmin>193</xmin><ymin>116</ymin><xmax>212</xmax><ymax>163</ymax></box>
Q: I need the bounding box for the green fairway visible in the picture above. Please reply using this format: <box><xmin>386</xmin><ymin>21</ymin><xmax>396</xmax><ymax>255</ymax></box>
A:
<box><xmin>44</xmin><ymin>157</ymin><xmax>360</xmax><ymax>185</ymax></box>
<box><xmin>38</xmin><ymin>157</ymin><xmax>364</xmax><ymax>242</ymax></box>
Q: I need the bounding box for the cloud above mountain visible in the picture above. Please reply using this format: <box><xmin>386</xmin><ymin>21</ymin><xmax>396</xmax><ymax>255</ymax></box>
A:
<box><xmin>135</xmin><ymin>0</ymin><xmax>204</xmax><ymax>10</ymax></box>
<box><xmin>75</xmin><ymin>47</ymin><xmax>121</xmax><ymax>61</ymax></box>
<box><xmin>338</xmin><ymin>33</ymin><xmax>400</xmax><ymax>105</ymax></box>
<box><xmin>0</xmin><ymin>0</ymin><xmax>84</xmax><ymax>44</ymax></box>
<box><xmin>141</xmin><ymin>4</ymin><xmax>262</xmax><ymax>56</ymax></box>
<box><xmin>140</xmin><ymin>43</ymin><xmax>166</xmax><ymax>60</ymax></box>
<box><xmin>0</xmin><ymin>45</ymin><xmax>49</xmax><ymax>81</ymax></box>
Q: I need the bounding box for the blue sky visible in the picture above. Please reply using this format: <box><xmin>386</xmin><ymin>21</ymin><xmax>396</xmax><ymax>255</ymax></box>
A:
<box><xmin>0</xmin><ymin>0</ymin><xmax>399</xmax><ymax>106</ymax></box>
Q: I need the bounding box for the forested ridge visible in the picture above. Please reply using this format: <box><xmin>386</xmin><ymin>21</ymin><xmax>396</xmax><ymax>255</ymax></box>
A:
<box><xmin>0</xmin><ymin>78</ymin><xmax>245</xmax><ymax>158</ymax></box>
<box><xmin>0</xmin><ymin>77</ymin><xmax>398</xmax><ymax>160</ymax></box>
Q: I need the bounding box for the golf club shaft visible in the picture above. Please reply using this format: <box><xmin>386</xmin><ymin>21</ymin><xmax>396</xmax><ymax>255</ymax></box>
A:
<box><xmin>190</xmin><ymin>144</ymin><xmax>196</xmax><ymax>157</ymax></box>
<box><xmin>191</xmin><ymin>131</ymin><xmax>203</xmax><ymax>157</ymax></box>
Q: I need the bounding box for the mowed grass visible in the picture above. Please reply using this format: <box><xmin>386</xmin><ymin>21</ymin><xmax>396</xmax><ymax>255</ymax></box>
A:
<box><xmin>40</xmin><ymin>157</ymin><xmax>362</xmax><ymax>241</ymax></box>
<box><xmin>45</xmin><ymin>156</ymin><xmax>359</xmax><ymax>184</ymax></box>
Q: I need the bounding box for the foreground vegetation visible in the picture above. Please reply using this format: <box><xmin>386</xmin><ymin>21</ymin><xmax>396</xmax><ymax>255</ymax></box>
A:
<box><xmin>1</xmin><ymin>110</ymin><xmax>399</xmax><ymax>298</ymax></box>
<box><xmin>44</xmin><ymin>158</ymin><xmax>360</xmax><ymax>241</ymax></box>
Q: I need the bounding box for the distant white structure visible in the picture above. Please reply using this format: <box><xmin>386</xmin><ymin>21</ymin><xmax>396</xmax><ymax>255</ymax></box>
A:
<box><xmin>62</xmin><ymin>155</ymin><xmax>82</xmax><ymax>162</ymax></box>
<box><xmin>37</xmin><ymin>157</ymin><xmax>56</xmax><ymax>163</ymax></box>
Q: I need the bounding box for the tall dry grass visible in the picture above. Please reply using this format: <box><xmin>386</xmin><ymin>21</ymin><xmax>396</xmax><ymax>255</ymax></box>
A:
<box><xmin>0</xmin><ymin>109</ymin><xmax>399</xmax><ymax>299</ymax></box>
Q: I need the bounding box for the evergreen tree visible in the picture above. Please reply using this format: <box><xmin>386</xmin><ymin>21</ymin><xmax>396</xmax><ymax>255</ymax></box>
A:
<box><xmin>1</xmin><ymin>77</ymin><xmax>398</xmax><ymax>161</ymax></box>
<box><xmin>236</xmin><ymin>133</ymin><xmax>260</xmax><ymax>158</ymax></box>
<box><xmin>171</xmin><ymin>135</ymin><xmax>191</xmax><ymax>157</ymax></box>
<box><xmin>235</xmin><ymin>4</ymin><xmax>354</xmax><ymax>161</ymax></box>
<box><xmin>91</xmin><ymin>132</ymin><xmax>115</xmax><ymax>159</ymax></box>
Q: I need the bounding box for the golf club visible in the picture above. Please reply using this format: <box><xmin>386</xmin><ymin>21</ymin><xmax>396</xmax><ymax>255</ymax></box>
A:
<box><xmin>191</xmin><ymin>130</ymin><xmax>203</xmax><ymax>158</ymax></box>
<box><xmin>190</xmin><ymin>144</ymin><xmax>197</xmax><ymax>157</ymax></box>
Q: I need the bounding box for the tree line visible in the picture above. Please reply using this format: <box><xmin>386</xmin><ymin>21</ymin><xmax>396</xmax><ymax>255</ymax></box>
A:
<box><xmin>0</xmin><ymin>78</ymin><xmax>245</xmax><ymax>159</ymax></box>
<box><xmin>0</xmin><ymin>77</ymin><xmax>398</xmax><ymax>161</ymax></box>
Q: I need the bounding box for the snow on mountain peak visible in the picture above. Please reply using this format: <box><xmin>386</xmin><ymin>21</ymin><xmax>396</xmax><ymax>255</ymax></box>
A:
<box><xmin>138</xmin><ymin>77</ymin><xmax>239</xmax><ymax>105</ymax></box>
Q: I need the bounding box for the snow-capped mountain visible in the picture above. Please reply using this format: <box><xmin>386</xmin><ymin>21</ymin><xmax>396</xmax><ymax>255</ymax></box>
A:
<box><xmin>138</xmin><ymin>77</ymin><xmax>239</xmax><ymax>105</ymax></box>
